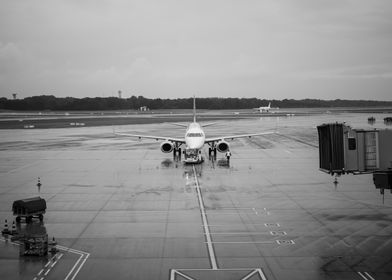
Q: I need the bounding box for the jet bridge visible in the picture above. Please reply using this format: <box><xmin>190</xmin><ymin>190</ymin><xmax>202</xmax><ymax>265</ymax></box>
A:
<box><xmin>317</xmin><ymin>123</ymin><xmax>392</xmax><ymax>196</ymax></box>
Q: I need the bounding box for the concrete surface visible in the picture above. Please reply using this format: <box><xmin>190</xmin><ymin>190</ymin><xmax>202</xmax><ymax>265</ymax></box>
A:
<box><xmin>0</xmin><ymin>112</ymin><xmax>391</xmax><ymax>280</ymax></box>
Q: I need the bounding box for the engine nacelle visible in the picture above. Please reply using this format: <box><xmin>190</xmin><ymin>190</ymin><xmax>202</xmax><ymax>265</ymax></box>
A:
<box><xmin>160</xmin><ymin>141</ymin><xmax>174</xmax><ymax>153</ymax></box>
<box><xmin>216</xmin><ymin>140</ymin><xmax>230</xmax><ymax>153</ymax></box>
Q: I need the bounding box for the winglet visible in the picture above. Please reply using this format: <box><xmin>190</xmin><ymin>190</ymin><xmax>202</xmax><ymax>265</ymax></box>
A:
<box><xmin>193</xmin><ymin>95</ymin><xmax>196</xmax><ymax>123</ymax></box>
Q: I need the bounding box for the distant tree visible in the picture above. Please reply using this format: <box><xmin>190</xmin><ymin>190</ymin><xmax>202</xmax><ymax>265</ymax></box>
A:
<box><xmin>1</xmin><ymin>95</ymin><xmax>391</xmax><ymax>111</ymax></box>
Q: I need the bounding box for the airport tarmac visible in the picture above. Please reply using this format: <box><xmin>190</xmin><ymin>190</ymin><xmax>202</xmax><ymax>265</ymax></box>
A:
<box><xmin>0</xmin><ymin>112</ymin><xmax>391</xmax><ymax>280</ymax></box>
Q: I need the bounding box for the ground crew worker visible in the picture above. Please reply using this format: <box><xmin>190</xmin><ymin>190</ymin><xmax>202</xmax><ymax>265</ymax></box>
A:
<box><xmin>225</xmin><ymin>150</ymin><xmax>232</xmax><ymax>162</ymax></box>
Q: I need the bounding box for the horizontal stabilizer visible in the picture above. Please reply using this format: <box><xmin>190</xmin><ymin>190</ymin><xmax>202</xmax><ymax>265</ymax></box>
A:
<box><xmin>169</xmin><ymin>123</ymin><xmax>188</xmax><ymax>128</ymax></box>
<box><xmin>201</xmin><ymin>122</ymin><xmax>217</xmax><ymax>127</ymax></box>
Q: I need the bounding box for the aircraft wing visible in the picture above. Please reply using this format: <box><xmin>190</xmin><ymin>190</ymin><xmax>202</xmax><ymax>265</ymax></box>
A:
<box><xmin>115</xmin><ymin>132</ymin><xmax>185</xmax><ymax>143</ymax></box>
<box><xmin>205</xmin><ymin>131</ymin><xmax>274</xmax><ymax>143</ymax></box>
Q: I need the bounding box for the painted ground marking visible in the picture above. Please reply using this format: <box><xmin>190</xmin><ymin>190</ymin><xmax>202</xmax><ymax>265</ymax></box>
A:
<box><xmin>270</xmin><ymin>231</ymin><xmax>287</xmax><ymax>236</ymax></box>
<box><xmin>276</xmin><ymin>240</ymin><xmax>295</xmax><ymax>245</ymax></box>
<box><xmin>1</xmin><ymin>237</ymin><xmax>89</xmax><ymax>280</ymax></box>
<box><xmin>358</xmin><ymin>271</ymin><xmax>375</xmax><ymax>280</ymax></box>
<box><xmin>193</xmin><ymin>164</ymin><xmax>218</xmax><ymax>270</ymax></box>
<box><xmin>170</xmin><ymin>268</ymin><xmax>267</xmax><ymax>280</ymax></box>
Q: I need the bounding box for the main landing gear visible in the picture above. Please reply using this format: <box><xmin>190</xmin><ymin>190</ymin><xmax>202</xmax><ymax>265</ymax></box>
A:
<box><xmin>208</xmin><ymin>147</ymin><xmax>217</xmax><ymax>159</ymax></box>
<box><xmin>173</xmin><ymin>148</ymin><xmax>181</xmax><ymax>160</ymax></box>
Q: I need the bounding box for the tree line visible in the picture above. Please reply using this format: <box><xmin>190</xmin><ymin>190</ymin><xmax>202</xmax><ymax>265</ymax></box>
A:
<box><xmin>0</xmin><ymin>95</ymin><xmax>391</xmax><ymax>111</ymax></box>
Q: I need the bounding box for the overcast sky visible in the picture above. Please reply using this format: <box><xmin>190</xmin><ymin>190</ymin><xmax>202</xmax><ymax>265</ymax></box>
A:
<box><xmin>1</xmin><ymin>0</ymin><xmax>392</xmax><ymax>100</ymax></box>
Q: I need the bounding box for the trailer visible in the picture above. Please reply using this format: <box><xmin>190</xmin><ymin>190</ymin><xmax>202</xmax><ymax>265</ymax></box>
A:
<box><xmin>13</xmin><ymin>197</ymin><xmax>46</xmax><ymax>223</ymax></box>
<box><xmin>19</xmin><ymin>223</ymin><xmax>48</xmax><ymax>256</ymax></box>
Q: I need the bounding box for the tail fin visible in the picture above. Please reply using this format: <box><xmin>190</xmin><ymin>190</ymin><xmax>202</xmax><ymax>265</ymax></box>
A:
<box><xmin>193</xmin><ymin>95</ymin><xmax>196</xmax><ymax>123</ymax></box>
<box><xmin>268</xmin><ymin>102</ymin><xmax>271</xmax><ymax>108</ymax></box>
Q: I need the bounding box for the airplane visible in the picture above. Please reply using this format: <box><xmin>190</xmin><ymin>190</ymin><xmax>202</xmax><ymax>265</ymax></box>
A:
<box><xmin>253</xmin><ymin>102</ymin><xmax>278</xmax><ymax>113</ymax></box>
<box><xmin>115</xmin><ymin>96</ymin><xmax>275</xmax><ymax>163</ymax></box>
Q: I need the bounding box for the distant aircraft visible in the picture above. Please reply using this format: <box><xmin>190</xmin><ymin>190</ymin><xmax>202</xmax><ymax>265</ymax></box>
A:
<box><xmin>254</xmin><ymin>102</ymin><xmax>278</xmax><ymax>113</ymax></box>
<box><xmin>116</xmin><ymin>96</ymin><xmax>274</xmax><ymax>163</ymax></box>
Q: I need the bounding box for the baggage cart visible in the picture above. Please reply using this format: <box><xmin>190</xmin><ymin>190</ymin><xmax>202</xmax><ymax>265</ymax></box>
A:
<box><xmin>13</xmin><ymin>197</ymin><xmax>46</xmax><ymax>223</ymax></box>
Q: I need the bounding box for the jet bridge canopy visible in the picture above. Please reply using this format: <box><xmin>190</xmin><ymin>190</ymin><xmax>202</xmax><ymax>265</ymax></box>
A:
<box><xmin>317</xmin><ymin>123</ymin><xmax>392</xmax><ymax>175</ymax></box>
<box><xmin>13</xmin><ymin>197</ymin><xmax>46</xmax><ymax>216</ymax></box>
<box><xmin>317</xmin><ymin>123</ymin><xmax>345</xmax><ymax>174</ymax></box>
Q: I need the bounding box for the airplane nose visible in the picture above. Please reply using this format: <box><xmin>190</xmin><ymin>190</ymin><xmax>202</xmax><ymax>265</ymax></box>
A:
<box><xmin>187</xmin><ymin>139</ymin><xmax>202</xmax><ymax>149</ymax></box>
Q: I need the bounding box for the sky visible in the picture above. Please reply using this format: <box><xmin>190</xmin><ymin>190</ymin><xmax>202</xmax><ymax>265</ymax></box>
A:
<box><xmin>1</xmin><ymin>0</ymin><xmax>392</xmax><ymax>100</ymax></box>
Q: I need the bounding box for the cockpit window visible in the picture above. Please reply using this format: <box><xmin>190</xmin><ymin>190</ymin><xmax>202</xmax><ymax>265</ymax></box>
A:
<box><xmin>187</xmin><ymin>133</ymin><xmax>203</xmax><ymax>137</ymax></box>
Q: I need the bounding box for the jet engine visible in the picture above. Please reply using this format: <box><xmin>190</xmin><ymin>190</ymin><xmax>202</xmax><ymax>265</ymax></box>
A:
<box><xmin>160</xmin><ymin>141</ymin><xmax>174</xmax><ymax>153</ymax></box>
<box><xmin>216</xmin><ymin>140</ymin><xmax>229</xmax><ymax>153</ymax></box>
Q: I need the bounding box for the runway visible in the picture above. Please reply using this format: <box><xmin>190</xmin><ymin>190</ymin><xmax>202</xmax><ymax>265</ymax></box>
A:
<box><xmin>0</xmin><ymin>112</ymin><xmax>391</xmax><ymax>279</ymax></box>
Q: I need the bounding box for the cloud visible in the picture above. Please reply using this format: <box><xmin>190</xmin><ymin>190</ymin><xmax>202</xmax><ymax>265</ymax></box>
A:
<box><xmin>297</xmin><ymin>64</ymin><xmax>392</xmax><ymax>80</ymax></box>
<box><xmin>0</xmin><ymin>0</ymin><xmax>392</xmax><ymax>100</ymax></box>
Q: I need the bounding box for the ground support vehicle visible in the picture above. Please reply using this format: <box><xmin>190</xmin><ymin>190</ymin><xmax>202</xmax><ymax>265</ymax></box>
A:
<box><xmin>13</xmin><ymin>197</ymin><xmax>46</xmax><ymax>223</ymax></box>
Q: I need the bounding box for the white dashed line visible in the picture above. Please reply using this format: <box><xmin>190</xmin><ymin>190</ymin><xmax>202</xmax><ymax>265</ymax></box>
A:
<box><xmin>364</xmin><ymin>272</ymin><xmax>375</xmax><ymax>280</ymax></box>
<box><xmin>358</xmin><ymin>271</ymin><xmax>375</xmax><ymax>280</ymax></box>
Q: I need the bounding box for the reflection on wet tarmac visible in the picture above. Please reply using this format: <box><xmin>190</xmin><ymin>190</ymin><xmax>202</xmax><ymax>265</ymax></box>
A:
<box><xmin>216</xmin><ymin>159</ymin><xmax>230</xmax><ymax>168</ymax></box>
<box><xmin>1</xmin><ymin>112</ymin><xmax>391</xmax><ymax>280</ymax></box>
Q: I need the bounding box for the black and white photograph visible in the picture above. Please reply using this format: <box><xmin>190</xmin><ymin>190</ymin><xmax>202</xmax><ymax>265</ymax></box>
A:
<box><xmin>1</xmin><ymin>1</ymin><xmax>391</xmax><ymax>279</ymax></box>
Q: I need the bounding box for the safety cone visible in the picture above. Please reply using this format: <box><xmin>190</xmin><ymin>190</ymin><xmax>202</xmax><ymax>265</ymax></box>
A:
<box><xmin>37</xmin><ymin>177</ymin><xmax>42</xmax><ymax>193</ymax></box>
<box><xmin>50</xmin><ymin>237</ymin><xmax>58</xmax><ymax>254</ymax></box>
<box><xmin>1</xmin><ymin>219</ymin><xmax>10</xmax><ymax>235</ymax></box>
<box><xmin>10</xmin><ymin>221</ymin><xmax>17</xmax><ymax>235</ymax></box>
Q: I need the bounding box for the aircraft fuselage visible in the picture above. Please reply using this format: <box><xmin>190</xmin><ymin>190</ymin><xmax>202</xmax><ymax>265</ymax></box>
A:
<box><xmin>185</xmin><ymin>122</ymin><xmax>205</xmax><ymax>149</ymax></box>
<box><xmin>183</xmin><ymin>122</ymin><xmax>205</xmax><ymax>163</ymax></box>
